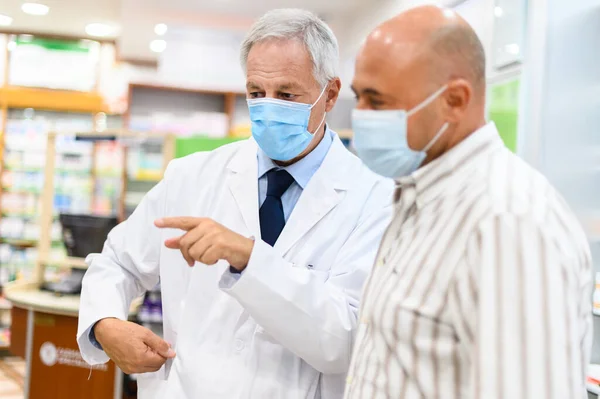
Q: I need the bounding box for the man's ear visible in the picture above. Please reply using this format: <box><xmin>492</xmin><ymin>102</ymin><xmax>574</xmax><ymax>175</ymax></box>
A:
<box><xmin>325</xmin><ymin>77</ymin><xmax>342</xmax><ymax>112</ymax></box>
<box><xmin>442</xmin><ymin>79</ymin><xmax>472</xmax><ymax>123</ymax></box>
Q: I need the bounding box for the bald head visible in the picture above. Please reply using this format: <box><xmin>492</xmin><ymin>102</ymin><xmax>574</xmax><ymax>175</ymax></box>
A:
<box><xmin>352</xmin><ymin>5</ymin><xmax>488</xmax><ymax>167</ymax></box>
<box><xmin>368</xmin><ymin>5</ymin><xmax>485</xmax><ymax>94</ymax></box>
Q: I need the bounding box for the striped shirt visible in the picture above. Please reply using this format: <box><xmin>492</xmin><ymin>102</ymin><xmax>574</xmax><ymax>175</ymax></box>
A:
<box><xmin>345</xmin><ymin>123</ymin><xmax>593</xmax><ymax>399</ymax></box>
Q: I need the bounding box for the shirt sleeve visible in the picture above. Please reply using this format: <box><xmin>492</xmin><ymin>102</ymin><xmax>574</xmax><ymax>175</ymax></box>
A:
<box><xmin>88</xmin><ymin>322</ymin><xmax>103</xmax><ymax>350</ymax></box>
<box><xmin>77</xmin><ymin>178</ymin><xmax>168</xmax><ymax>364</ymax></box>
<box><xmin>454</xmin><ymin>213</ymin><xmax>592</xmax><ymax>399</ymax></box>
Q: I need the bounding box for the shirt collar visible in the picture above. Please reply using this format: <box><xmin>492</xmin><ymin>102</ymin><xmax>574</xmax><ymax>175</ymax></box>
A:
<box><xmin>256</xmin><ymin>126</ymin><xmax>335</xmax><ymax>189</ymax></box>
<box><xmin>396</xmin><ymin>122</ymin><xmax>505</xmax><ymax>208</ymax></box>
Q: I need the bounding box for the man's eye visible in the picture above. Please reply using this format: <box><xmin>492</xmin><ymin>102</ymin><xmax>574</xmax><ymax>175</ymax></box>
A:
<box><xmin>279</xmin><ymin>93</ymin><xmax>295</xmax><ymax>100</ymax></box>
<box><xmin>370</xmin><ymin>99</ymin><xmax>385</xmax><ymax>109</ymax></box>
<box><xmin>249</xmin><ymin>92</ymin><xmax>264</xmax><ymax>99</ymax></box>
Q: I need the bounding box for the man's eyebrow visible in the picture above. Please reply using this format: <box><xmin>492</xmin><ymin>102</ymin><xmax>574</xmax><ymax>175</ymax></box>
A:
<box><xmin>351</xmin><ymin>85</ymin><xmax>383</xmax><ymax>96</ymax></box>
<box><xmin>246</xmin><ymin>82</ymin><xmax>261</xmax><ymax>90</ymax></box>
<box><xmin>363</xmin><ymin>88</ymin><xmax>383</xmax><ymax>96</ymax></box>
<box><xmin>277</xmin><ymin>82</ymin><xmax>302</xmax><ymax>91</ymax></box>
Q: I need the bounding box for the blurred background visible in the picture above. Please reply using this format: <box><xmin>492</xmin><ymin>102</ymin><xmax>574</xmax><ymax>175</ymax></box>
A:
<box><xmin>0</xmin><ymin>0</ymin><xmax>597</xmax><ymax>398</ymax></box>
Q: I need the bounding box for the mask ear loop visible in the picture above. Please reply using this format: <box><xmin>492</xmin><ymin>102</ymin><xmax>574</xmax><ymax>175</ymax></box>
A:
<box><xmin>309</xmin><ymin>85</ymin><xmax>328</xmax><ymax>109</ymax></box>
<box><xmin>310</xmin><ymin>112</ymin><xmax>327</xmax><ymax>135</ymax></box>
<box><xmin>407</xmin><ymin>85</ymin><xmax>448</xmax><ymax>117</ymax></box>
<box><xmin>422</xmin><ymin>122</ymin><xmax>449</xmax><ymax>153</ymax></box>
<box><xmin>406</xmin><ymin>84</ymin><xmax>450</xmax><ymax>153</ymax></box>
<box><xmin>309</xmin><ymin>83</ymin><xmax>329</xmax><ymax>134</ymax></box>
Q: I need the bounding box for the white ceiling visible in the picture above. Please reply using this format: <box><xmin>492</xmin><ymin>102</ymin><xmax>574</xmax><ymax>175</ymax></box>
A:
<box><xmin>0</xmin><ymin>0</ymin><xmax>369</xmax><ymax>61</ymax></box>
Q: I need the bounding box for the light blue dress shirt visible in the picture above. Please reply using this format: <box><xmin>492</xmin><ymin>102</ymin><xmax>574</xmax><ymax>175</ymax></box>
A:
<box><xmin>256</xmin><ymin>127</ymin><xmax>334</xmax><ymax>220</ymax></box>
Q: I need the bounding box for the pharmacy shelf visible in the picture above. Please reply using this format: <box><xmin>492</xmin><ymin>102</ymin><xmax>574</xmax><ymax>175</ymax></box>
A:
<box><xmin>0</xmin><ymin>86</ymin><xmax>105</xmax><ymax>113</ymax></box>
<box><xmin>39</xmin><ymin>256</ymin><xmax>88</xmax><ymax>270</ymax></box>
<box><xmin>1</xmin><ymin>212</ymin><xmax>59</xmax><ymax>220</ymax></box>
<box><xmin>2</xmin><ymin>188</ymin><xmax>42</xmax><ymax>195</ymax></box>
<box><xmin>4</xmin><ymin>166</ymin><xmax>92</xmax><ymax>175</ymax></box>
<box><xmin>589</xmin><ymin>364</ymin><xmax>600</xmax><ymax>396</ymax></box>
<box><xmin>0</xmin><ymin>238</ymin><xmax>63</xmax><ymax>246</ymax></box>
<box><xmin>589</xmin><ymin>383</ymin><xmax>600</xmax><ymax>396</ymax></box>
<box><xmin>0</xmin><ymin>238</ymin><xmax>38</xmax><ymax>247</ymax></box>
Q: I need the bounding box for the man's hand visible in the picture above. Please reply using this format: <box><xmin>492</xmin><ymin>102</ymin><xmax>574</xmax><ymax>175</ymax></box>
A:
<box><xmin>94</xmin><ymin>318</ymin><xmax>175</xmax><ymax>375</ymax></box>
<box><xmin>155</xmin><ymin>217</ymin><xmax>254</xmax><ymax>271</ymax></box>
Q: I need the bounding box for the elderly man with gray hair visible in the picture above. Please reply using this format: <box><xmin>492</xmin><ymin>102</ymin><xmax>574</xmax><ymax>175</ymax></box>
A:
<box><xmin>77</xmin><ymin>8</ymin><xmax>393</xmax><ymax>399</ymax></box>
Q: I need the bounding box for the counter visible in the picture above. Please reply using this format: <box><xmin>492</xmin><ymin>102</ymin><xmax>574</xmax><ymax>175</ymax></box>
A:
<box><xmin>5</xmin><ymin>281</ymin><xmax>140</xmax><ymax>399</ymax></box>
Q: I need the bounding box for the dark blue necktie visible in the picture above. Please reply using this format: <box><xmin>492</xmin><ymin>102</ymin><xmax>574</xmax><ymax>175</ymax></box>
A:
<box><xmin>260</xmin><ymin>169</ymin><xmax>295</xmax><ymax>246</ymax></box>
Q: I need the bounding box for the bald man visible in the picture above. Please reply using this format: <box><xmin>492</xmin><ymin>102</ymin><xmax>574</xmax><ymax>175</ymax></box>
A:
<box><xmin>345</xmin><ymin>6</ymin><xmax>592</xmax><ymax>399</ymax></box>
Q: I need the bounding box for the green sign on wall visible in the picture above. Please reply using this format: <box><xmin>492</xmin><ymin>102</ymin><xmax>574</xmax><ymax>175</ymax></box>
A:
<box><xmin>174</xmin><ymin>136</ymin><xmax>244</xmax><ymax>159</ymax></box>
<box><xmin>488</xmin><ymin>78</ymin><xmax>520</xmax><ymax>153</ymax></box>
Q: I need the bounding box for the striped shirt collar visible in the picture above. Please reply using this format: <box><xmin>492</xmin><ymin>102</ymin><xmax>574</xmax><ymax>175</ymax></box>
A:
<box><xmin>397</xmin><ymin>122</ymin><xmax>505</xmax><ymax>208</ymax></box>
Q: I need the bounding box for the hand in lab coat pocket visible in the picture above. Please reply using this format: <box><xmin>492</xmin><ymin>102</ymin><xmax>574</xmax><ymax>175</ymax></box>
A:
<box><xmin>94</xmin><ymin>318</ymin><xmax>176</xmax><ymax>375</ymax></box>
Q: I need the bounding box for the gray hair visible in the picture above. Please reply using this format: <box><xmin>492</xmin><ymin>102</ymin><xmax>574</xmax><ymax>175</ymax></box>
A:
<box><xmin>240</xmin><ymin>8</ymin><xmax>340</xmax><ymax>87</ymax></box>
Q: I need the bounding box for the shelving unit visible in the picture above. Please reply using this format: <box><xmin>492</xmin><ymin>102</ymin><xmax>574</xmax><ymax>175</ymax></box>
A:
<box><xmin>26</xmin><ymin>130</ymin><xmax>175</xmax><ymax>284</ymax></box>
<box><xmin>121</xmin><ymin>83</ymin><xmax>247</xmax><ymax>219</ymax></box>
<box><xmin>0</xmin><ymin>108</ymin><xmax>101</xmax><ymax>288</ymax></box>
<box><xmin>125</xmin><ymin>83</ymin><xmax>246</xmax><ymax>136</ymax></box>
<box><xmin>0</xmin><ymin>296</ymin><xmax>10</xmax><ymax>350</ymax></box>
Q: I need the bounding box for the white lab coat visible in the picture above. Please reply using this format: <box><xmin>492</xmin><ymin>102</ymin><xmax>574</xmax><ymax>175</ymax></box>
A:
<box><xmin>77</xmin><ymin>135</ymin><xmax>393</xmax><ymax>399</ymax></box>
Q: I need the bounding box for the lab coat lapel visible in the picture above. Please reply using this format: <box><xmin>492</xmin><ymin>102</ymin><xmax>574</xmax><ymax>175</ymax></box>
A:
<box><xmin>275</xmin><ymin>136</ymin><xmax>350</xmax><ymax>255</ymax></box>
<box><xmin>226</xmin><ymin>139</ymin><xmax>261</xmax><ymax>238</ymax></box>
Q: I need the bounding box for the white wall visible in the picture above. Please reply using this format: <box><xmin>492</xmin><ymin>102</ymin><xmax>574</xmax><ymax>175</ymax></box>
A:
<box><xmin>334</xmin><ymin>0</ymin><xmax>497</xmax><ymax>98</ymax></box>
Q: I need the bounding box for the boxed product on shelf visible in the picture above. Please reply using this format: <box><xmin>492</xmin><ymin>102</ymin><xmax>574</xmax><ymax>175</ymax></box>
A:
<box><xmin>0</xmin><ymin>111</ymin><xmax>125</xmax><ymax>272</ymax></box>
<box><xmin>129</xmin><ymin>111</ymin><xmax>229</xmax><ymax>137</ymax></box>
<box><xmin>1</xmin><ymin>192</ymin><xmax>38</xmax><ymax>216</ymax></box>
<box><xmin>2</xmin><ymin>171</ymin><xmax>44</xmax><ymax>192</ymax></box>
<box><xmin>0</xmin><ymin>328</ymin><xmax>10</xmax><ymax>349</ymax></box>
<box><xmin>0</xmin><ymin>245</ymin><xmax>37</xmax><ymax>286</ymax></box>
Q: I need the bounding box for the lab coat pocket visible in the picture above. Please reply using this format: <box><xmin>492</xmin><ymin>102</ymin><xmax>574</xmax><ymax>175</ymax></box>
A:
<box><xmin>291</xmin><ymin>263</ymin><xmax>330</xmax><ymax>282</ymax></box>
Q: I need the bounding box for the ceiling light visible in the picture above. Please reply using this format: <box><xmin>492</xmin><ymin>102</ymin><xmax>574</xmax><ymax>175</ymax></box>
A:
<box><xmin>150</xmin><ymin>39</ymin><xmax>167</xmax><ymax>53</ymax></box>
<box><xmin>154</xmin><ymin>23</ymin><xmax>168</xmax><ymax>36</ymax></box>
<box><xmin>494</xmin><ymin>6</ymin><xmax>504</xmax><ymax>17</ymax></box>
<box><xmin>21</xmin><ymin>3</ymin><xmax>50</xmax><ymax>16</ymax></box>
<box><xmin>505</xmin><ymin>43</ymin><xmax>520</xmax><ymax>55</ymax></box>
<box><xmin>85</xmin><ymin>23</ymin><xmax>119</xmax><ymax>38</ymax></box>
<box><xmin>0</xmin><ymin>14</ymin><xmax>13</xmax><ymax>26</ymax></box>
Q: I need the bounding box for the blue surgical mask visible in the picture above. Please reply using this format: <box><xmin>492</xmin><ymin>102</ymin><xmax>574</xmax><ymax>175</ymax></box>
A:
<box><xmin>352</xmin><ymin>85</ymin><xmax>449</xmax><ymax>179</ymax></box>
<box><xmin>248</xmin><ymin>87</ymin><xmax>327</xmax><ymax>161</ymax></box>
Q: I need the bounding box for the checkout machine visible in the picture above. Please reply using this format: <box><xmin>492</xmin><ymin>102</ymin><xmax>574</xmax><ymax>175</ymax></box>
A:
<box><xmin>42</xmin><ymin>214</ymin><xmax>117</xmax><ymax>295</ymax></box>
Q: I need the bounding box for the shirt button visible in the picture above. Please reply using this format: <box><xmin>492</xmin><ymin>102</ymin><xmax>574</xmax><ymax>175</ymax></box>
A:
<box><xmin>235</xmin><ymin>339</ymin><xmax>245</xmax><ymax>352</ymax></box>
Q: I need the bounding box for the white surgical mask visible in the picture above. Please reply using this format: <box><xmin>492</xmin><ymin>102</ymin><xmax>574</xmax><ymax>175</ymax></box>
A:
<box><xmin>352</xmin><ymin>85</ymin><xmax>449</xmax><ymax>178</ymax></box>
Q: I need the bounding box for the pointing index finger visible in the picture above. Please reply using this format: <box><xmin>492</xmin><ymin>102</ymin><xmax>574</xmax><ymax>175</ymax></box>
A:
<box><xmin>155</xmin><ymin>217</ymin><xmax>203</xmax><ymax>231</ymax></box>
